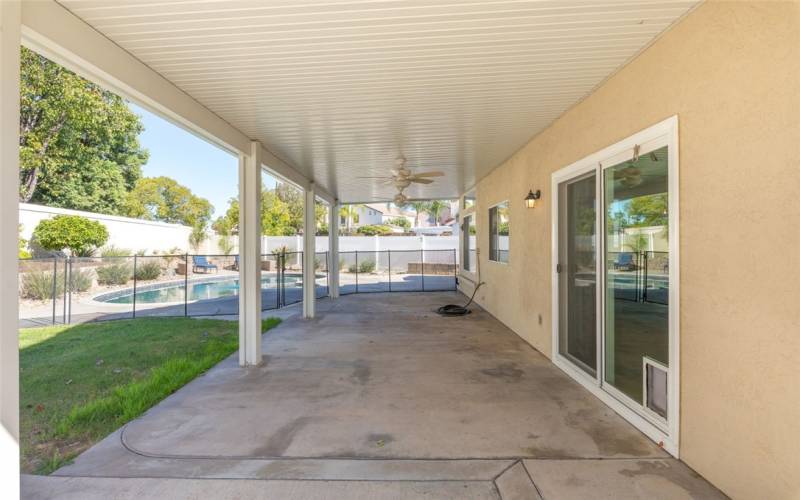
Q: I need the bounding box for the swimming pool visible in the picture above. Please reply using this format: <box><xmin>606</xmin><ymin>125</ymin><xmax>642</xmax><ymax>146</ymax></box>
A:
<box><xmin>100</xmin><ymin>275</ymin><xmax>301</xmax><ymax>304</ymax></box>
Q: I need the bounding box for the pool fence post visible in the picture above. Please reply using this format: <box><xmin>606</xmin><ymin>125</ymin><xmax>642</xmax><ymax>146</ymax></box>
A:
<box><xmin>62</xmin><ymin>256</ymin><xmax>68</xmax><ymax>323</ymax></box>
<box><xmin>184</xmin><ymin>253</ymin><xmax>189</xmax><ymax>317</ymax></box>
<box><xmin>132</xmin><ymin>255</ymin><xmax>137</xmax><ymax>318</ymax></box>
<box><xmin>67</xmin><ymin>257</ymin><xmax>72</xmax><ymax>324</ymax></box>
<box><xmin>51</xmin><ymin>257</ymin><xmax>57</xmax><ymax>324</ymax></box>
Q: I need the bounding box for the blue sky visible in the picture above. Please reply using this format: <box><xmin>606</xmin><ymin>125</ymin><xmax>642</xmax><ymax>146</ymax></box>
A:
<box><xmin>129</xmin><ymin>103</ymin><xmax>236</xmax><ymax>217</ymax></box>
<box><xmin>130</xmin><ymin>103</ymin><xmax>281</xmax><ymax>218</ymax></box>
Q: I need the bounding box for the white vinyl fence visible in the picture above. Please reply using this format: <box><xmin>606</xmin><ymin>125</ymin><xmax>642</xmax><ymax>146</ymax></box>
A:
<box><xmin>263</xmin><ymin>235</ymin><xmax>460</xmax><ymax>267</ymax></box>
<box><xmin>19</xmin><ymin>203</ymin><xmax>460</xmax><ymax>262</ymax></box>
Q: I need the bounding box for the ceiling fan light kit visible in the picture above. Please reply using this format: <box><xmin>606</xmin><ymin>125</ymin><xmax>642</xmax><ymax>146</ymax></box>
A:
<box><xmin>356</xmin><ymin>155</ymin><xmax>446</xmax><ymax>203</ymax></box>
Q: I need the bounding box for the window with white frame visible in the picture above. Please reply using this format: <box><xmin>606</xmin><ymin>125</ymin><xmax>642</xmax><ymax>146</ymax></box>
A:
<box><xmin>489</xmin><ymin>201</ymin><xmax>509</xmax><ymax>263</ymax></box>
<box><xmin>463</xmin><ymin>189</ymin><xmax>476</xmax><ymax>209</ymax></box>
<box><xmin>462</xmin><ymin>214</ymin><xmax>477</xmax><ymax>273</ymax></box>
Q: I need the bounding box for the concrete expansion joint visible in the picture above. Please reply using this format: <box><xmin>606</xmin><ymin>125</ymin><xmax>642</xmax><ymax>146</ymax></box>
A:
<box><xmin>493</xmin><ymin>460</ymin><xmax>544</xmax><ymax>500</ymax></box>
<box><xmin>43</xmin><ymin>295</ymin><xmax>727</xmax><ymax>499</ymax></box>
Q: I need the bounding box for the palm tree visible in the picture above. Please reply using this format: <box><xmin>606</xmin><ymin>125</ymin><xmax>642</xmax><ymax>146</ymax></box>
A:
<box><xmin>403</xmin><ymin>201</ymin><xmax>431</xmax><ymax>228</ymax></box>
<box><xmin>425</xmin><ymin>200</ymin><xmax>447</xmax><ymax>226</ymax></box>
<box><xmin>188</xmin><ymin>222</ymin><xmax>208</xmax><ymax>253</ymax></box>
<box><xmin>339</xmin><ymin>204</ymin><xmax>362</xmax><ymax>235</ymax></box>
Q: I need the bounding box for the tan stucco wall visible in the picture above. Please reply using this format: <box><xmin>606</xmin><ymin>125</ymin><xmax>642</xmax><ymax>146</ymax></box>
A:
<box><xmin>462</xmin><ymin>2</ymin><xmax>800</xmax><ymax>498</ymax></box>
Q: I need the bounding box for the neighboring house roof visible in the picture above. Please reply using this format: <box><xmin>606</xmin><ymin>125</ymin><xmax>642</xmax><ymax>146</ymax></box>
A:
<box><xmin>362</xmin><ymin>203</ymin><xmax>386</xmax><ymax>215</ymax></box>
<box><xmin>366</xmin><ymin>203</ymin><xmax>414</xmax><ymax>218</ymax></box>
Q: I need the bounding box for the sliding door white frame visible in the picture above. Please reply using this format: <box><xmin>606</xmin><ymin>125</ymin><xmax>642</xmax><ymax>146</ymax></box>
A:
<box><xmin>550</xmin><ymin>115</ymin><xmax>680</xmax><ymax>457</ymax></box>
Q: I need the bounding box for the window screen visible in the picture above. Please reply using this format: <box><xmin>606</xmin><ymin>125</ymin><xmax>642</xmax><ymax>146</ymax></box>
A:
<box><xmin>489</xmin><ymin>202</ymin><xmax>509</xmax><ymax>263</ymax></box>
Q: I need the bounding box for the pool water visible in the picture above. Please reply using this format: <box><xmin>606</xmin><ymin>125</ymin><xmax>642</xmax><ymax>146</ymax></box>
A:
<box><xmin>105</xmin><ymin>275</ymin><xmax>300</xmax><ymax>304</ymax></box>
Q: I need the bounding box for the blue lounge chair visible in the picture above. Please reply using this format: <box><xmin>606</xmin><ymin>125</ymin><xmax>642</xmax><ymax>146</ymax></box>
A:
<box><xmin>192</xmin><ymin>255</ymin><xmax>218</xmax><ymax>273</ymax></box>
<box><xmin>613</xmin><ymin>252</ymin><xmax>636</xmax><ymax>271</ymax></box>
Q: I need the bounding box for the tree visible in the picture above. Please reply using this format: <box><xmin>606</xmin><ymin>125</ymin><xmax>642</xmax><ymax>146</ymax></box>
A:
<box><xmin>217</xmin><ymin>235</ymin><xmax>234</xmax><ymax>255</ymax></box>
<box><xmin>213</xmin><ymin>184</ymin><xmax>330</xmax><ymax>237</ymax></box>
<box><xmin>274</xmin><ymin>184</ymin><xmax>304</xmax><ymax>234</ymax></box>
<box><xmin>339</xmin><ymin>205</ymin><xmax>362</xmax><ymax>234</ymax></box>
<box><xmin>261</xmin><ymin>189</ymin><xmax>294</xmax><ymax>235</ymax></box>
<box><xmin>125</xmin><ymin>176</ymin><xmax>212</xmax><ymax>227</ymax></box>
<box><xmin>19</xmin><ymin>47</ymin><xmax>148</xmax><ymax>213</ymax></box>
<box><xmin>624</xmin><ymin>232</ymin><xmax>649</xmax><ymax>253</ymax></box>
<box><xmin>628</xmin><ymin>193</ymin><xmax>668</xmax><ymax>228</ymax></box>
<box><xmin>426</xmin><ymin>200</ymin><xmax>448</xmax><ymax>226</ymax></box>
<box><xmin>188</xmin><ymin>223</ymin><xmax>208</xmax><ymax>253</ymax></box>
<box><xmin>32</xmin><ymin>215</ymin><xmax>109</xmax><ymax>256</ymax></box>
<box><xmin>403</xmin><ymin>201</ymin><xmax>431</xmax><ymax>227</ymax></box>
<box><xmin>213</xmin><ymin>198</ymin><xmax>239</xmax><ymax>235</ymax></box>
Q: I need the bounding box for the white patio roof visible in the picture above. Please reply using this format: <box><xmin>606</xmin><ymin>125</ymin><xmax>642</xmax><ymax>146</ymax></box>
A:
<box><xmin>52</xmin><ymin>0</ymin><xmax>697</xmax><ymax>202</ymax></box>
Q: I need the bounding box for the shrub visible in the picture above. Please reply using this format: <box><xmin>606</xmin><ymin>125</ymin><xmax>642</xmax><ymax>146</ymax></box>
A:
<box><xmin>100</xmin><ymin>246</ymin><xmax>131</xmax><ymax>257</ymax></box>
<box><xmin>388</xmin><ymin>217</ymin><xmax>411</xmax><ymax>231</ymax></box>
<box><xmin>68</xmin><ymin>269</ymin><xmax>93</xmax><ymax>293</ymax></box>
<box><xmin>20</xmin><ymin>268</ymin><xmax>93</xmax><ymax>299</ymax></box>
<box><xmin>19</xmin><ymin>224</ymin><xmax>31</xmax><ymax>259</ymax></box>
<box><xmin>356</xmin><ymin>224</ymin><xmax>392</xmax><ymax>236</ymax></box>
<box><xmin>349</xmin><ymin>259</ymin><xmax>376</xmax><ymax>273</ymax></box>
<box><xmin>360</xmin><ymin>260</ymin><xmax>376</xmax><ymax>273</ymax></box>
<box><xmin>32</xmin><ymin>215</ymin><xmax>109</xmax><ymax>256</ymax></box>
<box><xmin>96</xmin><ymin>260</ymin><xmax>132</xmax><ymax>285</ymax></box>
<box><xmin>134</xmin><ymin>261</ymin><xmax>162</xmax><ymax>281</ymax></box>
<box><xmin>21</xmin><ymin>271</ymin><xmax>60</xmax><ymax>300</ymax></box>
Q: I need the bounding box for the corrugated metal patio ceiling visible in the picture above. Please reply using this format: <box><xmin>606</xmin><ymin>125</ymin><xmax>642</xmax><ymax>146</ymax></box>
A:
<box><xmin>56</xmin><ymin>0</ymin><xmax>698</xmax><ymax>202</ymax></box>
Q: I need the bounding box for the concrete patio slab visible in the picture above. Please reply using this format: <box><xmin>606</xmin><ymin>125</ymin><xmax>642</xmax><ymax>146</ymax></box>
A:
<box><xmin>36</xmin><ymin>292</ymin><xmax>725</xmax><ymax>499</ymax></box>
<box><xmin>523</xmin><ymin>459</ymin><xmax>728</xmax><ymax>500</ymax></box>
<box><xmin>494</xmin><ymin>462</ymin><xmax>542</xmax><ymax>500</ymax></box>
<box><xmin>22</xmin><ymin>475</ymin><xmax>498</xmax><ymax>500</ymax></box>
<box><xmin>119</xmin><ymin>292</ymin><xmax>665</xmax><ymax>460</ymax></box>
<box><xmin>56</xmin><ymin>430</ymin><xmax>515</xmax><ymax>481</ymax></box>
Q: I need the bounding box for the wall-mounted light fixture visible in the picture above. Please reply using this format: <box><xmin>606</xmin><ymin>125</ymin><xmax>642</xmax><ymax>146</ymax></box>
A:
<box><xmin>524</xmin><ymin>189</ymin><xmax>541</xmax><ymax>209</ymax></box>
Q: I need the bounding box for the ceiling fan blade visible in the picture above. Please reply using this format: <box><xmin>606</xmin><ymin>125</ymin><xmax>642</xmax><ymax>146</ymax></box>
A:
<box><xmin>412</xmin><ymin>171</ymin><xmax>444</xmax><ymax>177</ymax></box>
<box><xmin>410</xmin><ymin>178</ymin><xmax>434</xmax><ymax>184</ymax></box>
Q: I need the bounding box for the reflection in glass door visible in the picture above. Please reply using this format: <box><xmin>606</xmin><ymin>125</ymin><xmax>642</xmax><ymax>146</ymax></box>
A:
<box><xmin>603</xmin><ymin>145</ymin><xmax>670</xmax><ymax>419</ymax></box>
<box><xmin>553</xmin><ymin>119</ymin><xmax>678</xmax><ymax>452</ymax></box>
<box><xmin>558</xmin><ymin>173</ymin><xmax>597</xmax><ymax>376</ymax></box>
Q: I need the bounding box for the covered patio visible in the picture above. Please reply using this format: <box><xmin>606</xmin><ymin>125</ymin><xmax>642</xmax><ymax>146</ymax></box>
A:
<box><xmin>2</xmin><ymin>1</ymin><xmax>798</xmax><ymax>499</ymax></box>
<box><xmin>25</xmin><ymin>293</ymin><xmax>723</xmax><ymax>498</ymax></box>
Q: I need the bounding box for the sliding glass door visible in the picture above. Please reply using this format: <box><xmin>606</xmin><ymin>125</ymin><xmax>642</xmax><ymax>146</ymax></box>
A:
<box><xmin>603</xmin><ymin>145</ymin><xmax>670</xmax><ymax>420</ymax></box>
<box><xmin>557</xmin><ymin>173</ymin><xmax>597</xmax><ymax>377</ymax></box>
<box><xmin>552</xmin><ymin>118</ymin><xmax>678</xmax><ymax>452</ymax></box>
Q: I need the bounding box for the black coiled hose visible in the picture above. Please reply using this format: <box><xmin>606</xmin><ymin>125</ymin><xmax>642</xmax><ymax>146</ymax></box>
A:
<box><xmin>436</xmin><ymin>281</ymin><xmax>484</xmax><ymax>316</ymax></box>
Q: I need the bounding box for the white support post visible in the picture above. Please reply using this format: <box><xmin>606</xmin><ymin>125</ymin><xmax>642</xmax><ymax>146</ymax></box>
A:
<box><xmin>329</xmin><ymin>202</ymin><xmax>340</xmax><ymax>298</ymax></box>
<box><xmin>303</xmin><ymin>185</ymin><xmax>316</xmax><ymax>317</ymax></box>
<box><xmin>238</xmin><ymin>142</ymin><xmax>262</xmax><ymax>366</ymax></box>
<box><xmin>0</xmin><ymin>1</ymin><xmax>20</xmax><ymax>495</ymax></box>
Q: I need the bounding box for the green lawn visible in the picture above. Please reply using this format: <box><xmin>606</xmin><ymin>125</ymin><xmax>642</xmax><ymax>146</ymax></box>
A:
<box><xmin>20</xmin><ymin>317</ymin><xmax>281</xmax><ymax>474</ymax></box>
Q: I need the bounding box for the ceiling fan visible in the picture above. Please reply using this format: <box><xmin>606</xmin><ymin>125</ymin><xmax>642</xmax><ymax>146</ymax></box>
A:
<box><xmin>613</xmin><ymin>149</ymin><xmax>663</xmax><ymax>188</ymax></box>
<box><xmin>357</xmin><ymin>156</ymin><xmax>444</xmax><ymax>204</ymax></box>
